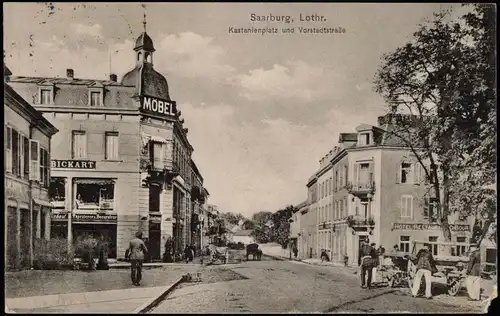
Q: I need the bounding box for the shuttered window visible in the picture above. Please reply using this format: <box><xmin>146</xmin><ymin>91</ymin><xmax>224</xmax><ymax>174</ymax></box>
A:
<box><xmin>400</xmin><ymin>195</ymin><xmax>413</xmax><ymax>218</ymax></box>
<box><xmin>105</xmin><ymin>132</ymin><xmax>119</xmax><ymax>160</ymax></box>
<box><xmin>12</xmin><ymin>129</ymin><xmax>20</xmax><ymax>176</ymax></box>
<box><xmin>23</xmin><ymin>136</ymin><xmax>29</xmax><ymax>179</ymax></box>
<box><xmin>5</xmin><ymin>126</ymin><xmax>12</xmax><ymax>173</ymax></box>
<box><xmin>29</xmin><ymin>140</ymin><xmax>40</xmax><ymax>181</ymax></box>
<box><xmin>72</xmin><ymin>131</ymin><xmax>87</xmax><ymax>159</ymax></box>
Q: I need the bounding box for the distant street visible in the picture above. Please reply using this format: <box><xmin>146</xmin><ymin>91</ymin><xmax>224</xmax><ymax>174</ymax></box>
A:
<box><xmin>149</xmin><ymin>256</ymin><xmax>486</xmax><ymax>313</ymax></box>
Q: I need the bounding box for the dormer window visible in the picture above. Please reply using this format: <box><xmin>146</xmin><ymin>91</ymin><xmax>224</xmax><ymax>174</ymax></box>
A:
<box><xmin>88</xmin><ymin>87</ymin><xmax>104</xmax><ymax>107</ymax></box>
<box><xmin>359</xmin><ymin>132</ymin><xmax>371</xmax><ymax>146</ymax></box>
<box><xmin>38</xmin><ymin>85</ymin><xmax>54</xmax><ymax>105</ymax></box>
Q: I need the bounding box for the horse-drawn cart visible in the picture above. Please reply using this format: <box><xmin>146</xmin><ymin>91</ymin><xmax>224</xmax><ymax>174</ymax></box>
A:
<box><xmin>203</xmin><ymin>244</ymin><xmax>229</xmax><ymax>265</ymax></box>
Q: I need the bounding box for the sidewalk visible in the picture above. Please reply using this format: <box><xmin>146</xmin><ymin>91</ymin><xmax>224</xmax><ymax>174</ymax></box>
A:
<box><xmin>6</xmin><ymin>285</ymin><xmax>173</xmax><ymax>313</ymax></box>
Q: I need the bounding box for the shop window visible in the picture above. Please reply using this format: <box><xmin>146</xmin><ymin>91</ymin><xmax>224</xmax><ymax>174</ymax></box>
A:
<box><xmin>49</xmin><ymin>178</ymin><xmax>66</xmax><ymax>209</ymax></box>
<box><xmin>399</xmin><ymin>236</ymin><xmax>410</xmax><ymax>253</ymax></box>
<box><xmin>105</xmin><ymin>132</ymin><xmax>119</xmax><ymax>160</ymax></box>
<box><xmin>72</xmin><ymin>131</ymin><xmax>87</xmax><ymax>159</ymax></box>
<box><xmin>456</xmin><ymin>237</ymin><xmax>467</xmax><ymax>256</ymax></box>
<box><xmin>75</xmin><ymin>179</ymin><xmax>115</xmax><ymax>211</ymax></box>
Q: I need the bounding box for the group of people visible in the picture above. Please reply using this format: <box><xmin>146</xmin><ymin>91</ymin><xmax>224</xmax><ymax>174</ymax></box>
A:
<box><xmin>359</xmin><ymin>239</ymin><xmax>383</xmax><ymax>289</ymax></box>
<box><xmin>410</xmin><ymin>243</ymin><xmax>482</xmax><ymax>301</ymax></box>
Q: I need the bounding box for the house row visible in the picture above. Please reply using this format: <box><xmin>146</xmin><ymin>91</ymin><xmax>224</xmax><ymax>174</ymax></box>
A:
<box><xmin>5</xmin><ymin>25</ymin><xmax>221</xmax><ymax>268</ymax></box>
<box><xmin>289</xmin><ymin>113</ymin><xmax>474</xmax><ymax>266</ymax></box>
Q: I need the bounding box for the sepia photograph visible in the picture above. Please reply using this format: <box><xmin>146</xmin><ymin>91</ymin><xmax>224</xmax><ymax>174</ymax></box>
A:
<box><xmin>3</xmin><ymin>2</ymin><xmax>497</xmax><ymax>314</ymax></box>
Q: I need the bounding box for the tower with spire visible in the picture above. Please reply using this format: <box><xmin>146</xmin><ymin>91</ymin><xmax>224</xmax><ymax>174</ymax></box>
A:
<box><xmin>121</xmin><ymin>11</ymin><xmax>170</xmax><ymax>101</ymax></box>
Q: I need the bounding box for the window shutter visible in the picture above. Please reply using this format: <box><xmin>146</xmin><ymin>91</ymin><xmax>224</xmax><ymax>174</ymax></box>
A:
<box><xmin>29</xmin><ymin>140</ymin><xmax>40</xmax><ymax>181</ymax></box>
<box><xmin>369</xmin><ymin>163</ymin><xmax>374</xmax><ymax>184</ymax></box>
<box><xmin>408</xmin><ymin>196</ymin><xmax>413</xmax><ymax>218</ymax></box>
<box><xmin>400</xmin><ymin>196</ymin><xmax>405</xmax><ymax>217</ymax></box>
<box><xmin>6</xmin><ymin>126</ymin><xmax>12</xmax><ymax>173</ymax></box>
<box><xmin>396</xmin><ymin>163</ymin><xmax>402</xmax><ymax>183</ymax></box>
<box><xmin>423</xmin><ymin>197</ymin><xmax>429</xmax><ymax>217</ymax></box>
<box><xmin>345</xmin><ymin>165</ymin><xmax>349</xmax><ymax>185</ymax></box>
<box><xmin>413</xmin><ymin>163</ymin><xmax>421</xmax><ymax>184</ymax></box>
<box><xmin>353</xmin><ymin>164</ymin><xmax>358</xmax><ymax>186</ymax></box>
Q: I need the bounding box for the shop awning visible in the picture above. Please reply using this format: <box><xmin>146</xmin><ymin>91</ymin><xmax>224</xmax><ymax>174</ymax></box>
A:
<box><xmin>33</xmin><ymin>198</ymin><xmax>53</xmax><ymax>208</ymax></box>
<box><xmin>74</xmin><ymin>179</ymin><xmax>116</xmax><ymax>185</ymax></box>
<box><xmin>142</xmin><ymin>133</ymin><xmax>169</xmax><ymax>144</ymax></box>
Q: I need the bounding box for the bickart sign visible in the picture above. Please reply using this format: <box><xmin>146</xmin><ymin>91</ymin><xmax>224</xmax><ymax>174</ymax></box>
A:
<box><xmin>51</xmin><ymin>160</ymin><xmax>96</xmax><ymax>169</ymax></box>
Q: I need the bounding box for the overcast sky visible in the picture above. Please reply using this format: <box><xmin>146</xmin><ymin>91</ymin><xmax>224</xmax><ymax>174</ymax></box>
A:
<box><xmin>4</xmin><ymin>2</ymin><xmax>464</xmax><ymax>217</ymax></box>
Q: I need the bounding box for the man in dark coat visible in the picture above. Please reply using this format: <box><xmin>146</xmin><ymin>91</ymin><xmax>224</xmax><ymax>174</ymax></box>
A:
<box><xmin>360</xmin><ymin>240</ymin><xmax>376</xmax><ymax>289</ymax></box>
<box><xmin>410</xmin><ymin>244</ymin><xmax>437</xmax><ymax>299</ymax></box>
<box><xmin>466</xmin><ymin>245</ymin><xmax>481</xmax><ymax>301</ymax></box>
<box><xmin>126</xmin><ymin>231</ymin><xmax>148</xmax><ymax>286</ymax></box>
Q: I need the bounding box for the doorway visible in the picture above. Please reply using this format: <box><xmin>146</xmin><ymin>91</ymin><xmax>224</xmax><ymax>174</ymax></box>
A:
<box><xmin>148</xmin><ymin>222</ymin><xmax>161</xmax><ymax>262</ymax></box>
<box><xmin>357</xmin><ymin>235</ymin><xmax>369</xmax><ymax>265</ymax></box>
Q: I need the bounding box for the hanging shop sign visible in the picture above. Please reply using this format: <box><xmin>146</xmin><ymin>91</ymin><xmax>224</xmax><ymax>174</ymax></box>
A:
<box><xmin>51</xmin><ymin>160</ymin><xmax>96</xmax><ymax>169</ymax></box>
<box><xmin>392</xmin><ymin>223</ymin><xmax>471</xmax><ymax>232</ymax></box>
<box><xmin>140</xmin><ymin>95</ymin><xmax>177</xmax><ymax>118</ymax></box>
<box><xmin>50</xmin><ymin>213</ymin><xmax>117</xmax><ymax>223</ymax></box>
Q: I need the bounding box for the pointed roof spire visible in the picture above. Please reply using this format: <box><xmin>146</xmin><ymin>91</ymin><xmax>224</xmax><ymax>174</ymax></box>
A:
<box><xmin>143</xmin><ymin>11</ymin><xmax>147</xmax><ymax>32</ymax></box>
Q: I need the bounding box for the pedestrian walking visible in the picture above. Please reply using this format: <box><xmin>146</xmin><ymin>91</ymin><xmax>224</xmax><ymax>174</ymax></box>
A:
<box><xmin>293</xmin><ymin>245</ymin><xmax>298</xmax><ymax>259</ymax></box>
<box><xmin>126</xmin><ymin>231</ymin><xmax>148</xmax><ymax>286</ymax></box>
<box><xmin>410</xmin><ymin>244</ymin><xmax>437</xmax><ymax>299</ymax></box>
<box><xmin>360</xmin><ymin>239</ymin><xmax>376</xmax><ymax>289</ymax></box>
<box><xmin>466</xmin><ymin>245</ymin><xmax>482</xmax><ymax>301</ymax></box>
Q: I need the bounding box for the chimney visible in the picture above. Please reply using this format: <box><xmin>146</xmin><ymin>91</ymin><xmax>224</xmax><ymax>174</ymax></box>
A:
<box><xmin>66</xmin><ymin>69</ymin><xmax>74</xmax><ymax>79</ymax></box>
<box><xmin>110</xmin><ymin>74</ymin><xmax>117</xmax><ymax>82</ymax></box>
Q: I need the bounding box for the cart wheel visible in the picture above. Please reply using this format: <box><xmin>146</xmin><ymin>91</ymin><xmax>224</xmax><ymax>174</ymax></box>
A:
<box><xmin>448</xmin><ymin>280</ymin><xmax>461</xmax><ymax>296</ymax></box>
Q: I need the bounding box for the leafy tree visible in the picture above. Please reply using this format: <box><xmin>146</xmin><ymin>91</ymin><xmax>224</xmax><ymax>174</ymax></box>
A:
<box><xmin>242</xmin><ymin>220</ymin><xmax>256</xmax><ymax>230</ymax></box>
<box><xmin>219</xmin><ymin>212</ymin><xmax>246</xmax><ymax>226</ymax></box>
<box><xmin>374</xmin><ymin>4</ymin><xmax>496</xmax><ymax>244</ymax></box>
<box><xmin>270</xmin><ymin>205</ymin><xmax>295</xmax><ymax>248</ymax></box>
<box><xmin>250</xmin><ymin>211</ymin><xmax>274</xmax><ymax>243</ymax></box>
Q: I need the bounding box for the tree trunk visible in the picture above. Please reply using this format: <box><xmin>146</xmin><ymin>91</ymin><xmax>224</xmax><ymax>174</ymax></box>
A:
<box><xmin>440</xmin><ymin>165</ymin><xmax>452</xmax><ymax>244</ymax></box>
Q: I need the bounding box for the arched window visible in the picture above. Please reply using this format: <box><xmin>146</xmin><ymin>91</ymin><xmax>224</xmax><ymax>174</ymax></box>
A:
<box><xmin>137</xmin><ymin>52</ymin><xmax>142</xmax><ymax>61</ymax></box>
<box><xmin>145</xmin><ymin>52</ymin><xmax>151</xmax><ymax>63</ymax></box>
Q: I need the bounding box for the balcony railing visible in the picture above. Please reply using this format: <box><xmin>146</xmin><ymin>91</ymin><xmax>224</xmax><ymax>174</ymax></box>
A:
<box><xmin>347</xmin><ymin>215</ymin><xmax>375</xmax><ymax>227</ymax></box>
<box><xmin>346</xmin><ymin>181</ymin><xmax>375</xmax><ymax>195</ymax></box>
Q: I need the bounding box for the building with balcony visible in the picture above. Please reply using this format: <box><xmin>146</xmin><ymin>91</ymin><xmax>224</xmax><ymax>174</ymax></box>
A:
<box><xmin>7</xmin><ymin>25</ymin><xmax>211</xmax><ymax>262</ymax></box>
<box><xmin>4</xmin><ymin>65</ymin><xmax>59</xmax><ymax>271</ymax></box>
<box><xmin>329</xmin><ymin>114</ymin><xmax>472</xmax><ymax>266</ymax></box>
<box><xmin>316</xmin><ymin>150</ymin><xmax>335</xmax><ymax>257</ymax></box>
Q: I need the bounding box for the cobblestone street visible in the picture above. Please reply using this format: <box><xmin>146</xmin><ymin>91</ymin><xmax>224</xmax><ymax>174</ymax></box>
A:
<box><xmin>150</xmin><ymin>256</ymin><xmax>488</xmax><ymax>313</ymax></box>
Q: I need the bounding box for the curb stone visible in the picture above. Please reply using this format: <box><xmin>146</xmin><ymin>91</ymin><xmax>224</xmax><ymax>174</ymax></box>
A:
<box><xmin>133</xmin><ymin>275</ymin><xmax>186</xmax><ymax>314</ymax></box>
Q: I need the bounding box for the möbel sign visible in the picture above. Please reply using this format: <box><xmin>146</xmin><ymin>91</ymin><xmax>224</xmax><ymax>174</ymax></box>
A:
<box><xmin>140</xmin><ymin>95</ymin><xmax>177</xmax><ymax>118</ymax></box>
<box><xmin>51</xmin><ymin>160</ymin><xmax>96</xmax><ymax>169</ymax></box>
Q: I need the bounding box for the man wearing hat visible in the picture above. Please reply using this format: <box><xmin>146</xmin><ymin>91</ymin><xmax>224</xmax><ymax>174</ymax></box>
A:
<box><xmin>126</xmin><ymin>231</ymin><xmax>148</xmax><ymax>286</ymax></box>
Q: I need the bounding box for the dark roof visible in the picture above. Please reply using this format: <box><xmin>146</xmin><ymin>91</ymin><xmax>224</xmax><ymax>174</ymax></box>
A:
<box><xmin>135</xmin><ymin>32</ymin><xmax>155</xmax><ymax>52</ymax></box>
<box><xmin>339</xmin><ymin>133</ymin><xmax>358</xmax><ymax>142</ymax></box>
<box><xmin>8</xmin><ymin>76</ymin><xmax>128</xmax><ymax>87</ymax></box>
<box><xmin>121</xmin><ymin>63</ymin><xmax>170</xmax><ymax>100</ymax></box>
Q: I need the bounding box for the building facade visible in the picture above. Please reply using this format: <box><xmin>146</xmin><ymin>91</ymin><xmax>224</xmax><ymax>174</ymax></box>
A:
<box><xmin>4</xmin><ymin>65</ymin><xmax>59</xmax><ymax>271</ymax></box>
<box><xmin>300</xmin><ymin>113</ymin><xmax>473</xmax><ymax>266</ymax></box>
<box><xmin>8</xmin><ymin>27</ymin><xmax>209</xmax><ymax>262</ymax></box>
<box><xmin>316</xmin><ymin>150</ymin><xmax>335</xmax><ymax>257</ymax></box>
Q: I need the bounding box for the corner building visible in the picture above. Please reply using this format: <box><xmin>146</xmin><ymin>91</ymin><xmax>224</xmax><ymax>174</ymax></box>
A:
<box><xmin>9</xmin><ymin>28</ymin><xmax>209</xmax><ymax>261</ymax></box>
